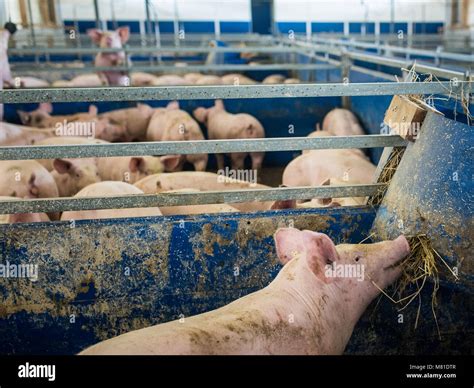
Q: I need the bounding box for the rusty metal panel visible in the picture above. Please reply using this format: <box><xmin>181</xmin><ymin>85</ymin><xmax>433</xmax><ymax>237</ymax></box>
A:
<box><xmin>0</xmin><ymin>207</ymin><xmax>374</xmax><ymax>355</ymax></box>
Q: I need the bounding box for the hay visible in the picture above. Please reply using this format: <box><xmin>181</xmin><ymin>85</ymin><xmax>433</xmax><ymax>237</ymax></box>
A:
<box><xmin>368</xmin><ymin>147</ymin><xmax>405</xmax><ymax>206</ymax></box>
<box><xmin>371</xmin><ymin>234</ymin><xmax>459</xmax><ymax>339</ymax></box>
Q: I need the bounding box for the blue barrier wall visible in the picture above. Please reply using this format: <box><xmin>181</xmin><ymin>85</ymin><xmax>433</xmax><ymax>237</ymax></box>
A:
<box><xmin>0</xmin><ymin>207</ymin><xmax>376</xmax><ymax>355</ymax></box>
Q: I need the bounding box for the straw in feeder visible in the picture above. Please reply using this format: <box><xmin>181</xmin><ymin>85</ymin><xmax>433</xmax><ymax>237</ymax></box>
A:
<box><xmin>370</xmin><ymin>234</ymin><xmax>459</xmax><ymax>339</ymax></box>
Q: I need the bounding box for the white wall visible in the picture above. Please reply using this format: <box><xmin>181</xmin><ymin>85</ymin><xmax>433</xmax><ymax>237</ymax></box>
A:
<box><xmin>58</xmin><ymin>0</ymin><xmax>251</xmax><ymax>21</ymax></box>
<box><xmin>1</xmin><ymin>0</ymin><xmax>451</xmax><ymax>25</ymax></box>
<box><xmin>274</xmin><ymin>0</ymin><xmax>447</xmax><ymax>22</ymax></box>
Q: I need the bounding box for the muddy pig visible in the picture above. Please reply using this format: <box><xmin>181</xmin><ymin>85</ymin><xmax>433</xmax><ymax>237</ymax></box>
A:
<box><xmin>79</xmin><ymin>227</ymin><xmax>409</xmax><ymax>355</ymax></box>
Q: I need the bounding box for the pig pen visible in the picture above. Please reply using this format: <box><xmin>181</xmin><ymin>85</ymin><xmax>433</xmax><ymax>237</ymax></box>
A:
<box><xmin>1</xmin><ymin>61</ymin><xmax>473</xmax><ymax>355</ymax></box>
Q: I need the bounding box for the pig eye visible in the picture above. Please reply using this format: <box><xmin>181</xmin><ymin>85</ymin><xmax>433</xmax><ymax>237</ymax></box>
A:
<box><xmin>354</xmin><ymin>255</ymin><xmax>361</xmax><ymax>262</ymax></box>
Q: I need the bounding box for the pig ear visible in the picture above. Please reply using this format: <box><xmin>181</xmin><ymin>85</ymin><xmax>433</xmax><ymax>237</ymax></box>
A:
<box><xmin>87</xmin><ymin>29</ymin><xmax>103</xmax><ymax>44</ymax></box>
<box><xmin>88</xmin><ymin>105</ymin><xmax>98</xmax><ymax>115</ymax></box>
<box><xmin>129</xmin><ymin>157</ymin><xmax>146</xmax><ymax>173</ymax></box>
<box><xmin>160</xmin><ymin>155</ymin><xmax>181</xmax><ymax>171</ymax></box>
<box><xmin>137</xmin><ymin>103</ymin><xmax>150</xmax><ymax>113</ymax></box>
<box><xmin>116</xmin><ymin>26</ymin><xmax>130</xmax><ymax>44</ymax></box>
<box><xmin>28</xmin><ymin>173</ymin><xmax>39</xmax><ymax>197</ymax></box>
<box><xmin>274</xmin><ymin>228</ymin><xmax>304</xmax><ymax>265</ymax></box>
<box><xmin>270</xmin><ymin>199</ymin><xmax>296</xmax><ymax>210</ymax></box>
<box><xmin>39</xmin><ymin>102</ymin><xmax>53</xmax><ymax>113</ymax></box>
<box><xmin>301</xmin><ymin>231</ymin><xmax>339</xmax><ymax>281</ymax></box>
<box><xmin>53</xmin><ymin>159</ymin><xmax>74</xmax><ymax>174</ymax></box>
<box><xmin>193</xmin><ymin>107</ymin><xmax>208</xmax><ymax>123</ymax></box>
<box><xmin>317</xmin><ymin>178</ymin><xmax>332</xmax><ymax>205</ymax></box>
<box><xmin>17</xmin><ymin>110</ymin><xmax>31</xmax><ymax>125</ymax></box>
<box><xmin>214</xmin><ymin>100</ymin><xmax>224</xmax><ymax>110</ymax></box>
<box><xmin>167</xmin><ymin>101</ymin><xmax>180</xmax><ymax>110</ymax></box>
<box><xmin>246</xmin><ymin>123</ymin><xmax>255</xmax><ymax>136</ymax></box>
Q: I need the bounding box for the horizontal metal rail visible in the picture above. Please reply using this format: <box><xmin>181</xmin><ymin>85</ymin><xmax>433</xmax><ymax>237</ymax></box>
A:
<box><xmin>0</xmin><ymin>184</ymin><xmax>384</xmax><ymax>214</ymax></box>
<box><xmin>1</xmin><ymin>82</ymin><xmax>470</xmax><ymax>104</ymax></box>
<box><xmin>309</xmin><ymin>37</ymin><xmax>474</xmax><ymax>63</ymax></box>
<box><xmin>8</xmin><ymin>46</ymin><xmax>298</xmax><ymax>55</ymax></box>
<box><xmin>291</xmin><ymin>41</ymin><xmax>468</xmax><ymax>80</ymax></box>
<box><xmin>348</xmin><ymin>51</ymin><xmax>467</xmax><ymax>80</ymax></box>
<box><xmin>9</xmin><ymin>63</ymin><xmax>336</xmax><ymax>74</ymax></box>
<box><xmin>0</xmin><ymin>135</ymin><xmax>407</xmax><ymax>160</ymax></box>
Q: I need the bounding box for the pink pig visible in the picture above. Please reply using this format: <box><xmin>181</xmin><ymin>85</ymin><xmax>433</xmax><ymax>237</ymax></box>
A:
<box><xmin>147</xmin><ymin>101</ymin><xmax>208</xmax><ymax>172</ymax></box>
<box><xmin>322</xmin><ymin>108</ymin><xmax>365</xmax><ymax>137</ymax></box>
<box><xmin>87</xmin><ymin>27</ymin><xmax>131</xmax><ymax>86</ymax></box>
<box><xmin>60</xmin><ymin>181</ymin><xmax>162</xmax><ymax>221</ymax></box>
<box><xmin>193</xmin><ymin>100</ymin><xmax>265</xmax><ymax>170</ymax></box>
<box><xmin>282</xmin><ymin>149</ymin><xmax>376</xmax><ymax>187</ymax></box>
<box><xmin>79</xmin><ymin>228</ymin><xmax>409</xmax><ymax>355</ymax></box>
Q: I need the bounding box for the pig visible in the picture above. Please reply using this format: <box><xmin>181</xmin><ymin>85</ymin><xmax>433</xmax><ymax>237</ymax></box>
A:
<box><xmin>183</xmin><ymin>73</ymin><xmax>204</xmax><ymax>84</ymax></box>
<box><xmin>29</xmin><ymin>133</ymin><xmax>105</xmax><ymax>197</ymax></box>
<box><xmin>302</xmin><ymin>129</ymin><xmax>334</xmax><ymax>154</ymax></box>
<box><xmin>150</xmin><ymin>75</ymin><xmax>187</xmax><ymax>86</ymax></box>
<box><xmin>87</xmin><ymin>27</ymin><xmax>131</xmax><ymax>86</ymax></box>
<box><xmin>50</xmin><ymin>158</ymin><xmax>101</xmax><ymax>197</ymax></box>
<box><xmin>52</xmin><ymin>73</ymin><xmax>105</xmax><ymax>88</ymax></box>
<box><xmin>79</xmin><ymin>228</ymin><xmax>410</xmax><ymax>355</ymax></box>
<box><xmin>283</xmin><ymin>149</ymin><xmax>376</xmax><ymax>188</ymax></box>
<box><xmin>193</xmin><ymin>100</ymin><xmax>265</xmax><ymax>170</ymax></box>
<box><xmin>322</xmin><ymin>108</ymin><xmax>365</xmax><ymax>137</ymax></box>
<box><xmin>262</xmin><ymin>74</ymin><xmax>286</xmax><ymax>84</ymax></box>
<box><xmin>134</xmin><ymin>171</ymin><xmax>267</xmax><ymax>194</ymax></box>
<box><xmin>18</xmin><ymin>103</ymin><xmax>127</xmax><ymax>142</ymax></box>
<box><xmin>221</xmin><ymin>73</ymin><xmax>257</xmax><ymax>85</ymax></box>
<box><xmin>195</xmin><ymin>75</ymin><xmax>223</xmax><ymax>85</ymax></box>
<box><xmin>297</xmin><ymin>178</ymin><xmax>367</xmax><ymax>208</ymax></box>
<box><xmin>147</xmin><ymin>101</ymin><xmax>208</xmax><ymax>172</ymax></box>
<box><xmin>0</xmin><ymin>122</ymin><xmax>56</xmax><ymax>146</ymax></box>
<box><xmin>99</xmin><ymin>104</ymin><xmax>154</xmax><ymax>141</ymax></box>
<box><xmin>0</xmin><ymin>160</ymin><xmax>59</xmax><ymax>199</ymax></box>
<box><xmin>18</xmin><ymin>103</ymin><xmax>98</xmax><ymax>128</ymax></box>
<box><xmin>60</xmin><ymin>181</ymin><xmax>162</xmax><ymax>221</ymax></box>
<box><xmin>35</xmin><ymin>136</ymin><xmax>108</xmax><ymax>171</ymax></box>
<box><xmin>97</xmin><ymin>155</ymin><xmax>181</xmax><ymax>184</ymax></box>
<box><xmin>284</xmin><ymin>78</ymin><xmax>301</xmax><ymax>84</ymax></box>
<box><xmin>17</xmin><ymin>77</ymin><xmax>50</xmax><ymax>88</ymax></box>
<box><xmin>0</xmin><ymin>196</ymin><xmax>50</xmax><ymax>224</ymax></box>
<box><xmin>131</xmin><ymin>72</ymin><xmax>159</xmax><ymax>86</ymax></box>
<box><xmin>134</xmin><ymin>171</ymin><xmax>283</xmax><ymax>213</ymax></box>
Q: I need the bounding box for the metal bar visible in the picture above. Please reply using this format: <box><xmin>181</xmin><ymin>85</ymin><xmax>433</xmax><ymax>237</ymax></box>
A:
<box><xmin>8</xmin><ymin>46</ymin><xmax>300</xmax><ymax>55</ymax></box>
<box><xmin>26</xmin><ymin>0</ymin><xmax>36</xmax><ymax>47</ymax></box>
<box><xmin>145</xmin><ymin>0</ymin><xmax>152</xmax><ymax>40</ymax></box>
<box><xmin>9</xmin><ymin>63</ymin><xmax>337</xmax><ymax>74</ymax></box>
<box><xmin>348</xmin><ymin>51</ymin><xmax>466</xmax><ymax>80</ymax></box>
<box><xmin>0</xmin><ymin>184</ymin><xmax>385</xmax><ymax>214</ymax></box>
<box><xmin>301</xmin><ymin>36</ymin><xmax>474</xmax><ymax>63</ymax></box>
<box><xmin>0</xmin><ymin>136</ymin><xmax>407</xmax><ymax>160</ymax></box>
<box><xmin>1</xmin><ymin>82</ymin><xmax>470</xmax><ymax>104</ymax></box>
<box><xmin>290</xmin><ymin>41</ymin><xmax>468</xmax><ymax>80</ymax></box>
<box><xmin>93</xmin><ymin>0</ymin><xmax>100</xmax><ymax>29</ymax></box>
